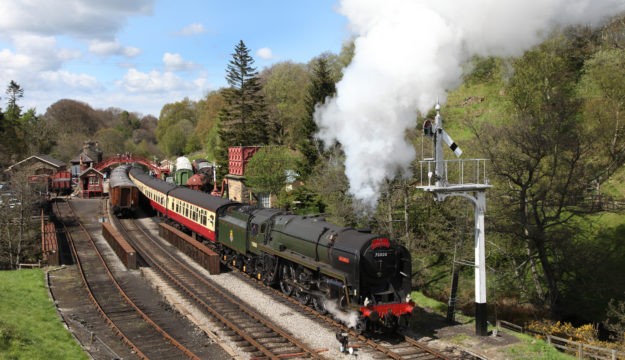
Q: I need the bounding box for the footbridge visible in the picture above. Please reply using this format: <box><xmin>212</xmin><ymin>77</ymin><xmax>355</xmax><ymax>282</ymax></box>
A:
<box><xmin>95</xmin><ymin>154</ymin><xmax>171</xmax><ymax>176</ymax></box>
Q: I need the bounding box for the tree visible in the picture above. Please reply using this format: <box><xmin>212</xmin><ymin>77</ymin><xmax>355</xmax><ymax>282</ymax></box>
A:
<box><xmin>473</xmin><ymin>36</ymin><xmax>590</xmax><ymax>316</ymax></box>
<box><xmin>1</xmin><ymin>81</ymin><xmax>26</xmax><ymax>158</ymax></box>
<box><xmin>94</xmin><ymin>128</ymin><xmax>126</xmax><ymax>157</ymax></box>
<box><xmin>195</xmin><ymin>90</ymin><xmax>225</xmax><ymax>154</ymax></box>
<box><xmin>21</xmin><ymin>109</ymin><xmax>55</xmax><ymax>155</ymax></box>
<box><xmin>5</xmin><ymin>80</ymin><xmax>24</xmax><ymax>122</ymax></box>
<box><xmin>156</xmin><ymin>98</ymin><xmax>197</xmax><ymax>144</ymax></box>
<box><xmin>162</xmin><ymin>119</ymin><xmax>194</xmax><ymax>156</ymax></box>
<box><xmin>307</xmin><ymin>147</ymin><xmax>356</xmax><ymax>227</ymax></box>
<box><xmin>577</xmin><ymin>48</ymin><xmax>625</xmax><ymax>179</ymax></box>
<box><xmin>43</xmin><ymin>99</ymin><xmax>105</xmax><ymax>137</ymax></box>
<box><xmin>216</xmin><ymin>40</ymin><xmax>269</xmax><ymax>179</ymax></box>
<box><xmin>0</xmin><ymin>168</ymin><xmax>40</xmax><ymax>269</ymax></box>
<box><xmin>244</xmin><ymin>146</ymin><xmax>300</xmax><ymax>202</ymax></box>
<box><xmin>297</xmin><ymin>56</ymin><xmax>336</xmax><ymax>179</ymax></box>
<box><xmin>260</xmin><ymin>61</ymin><xmax>310</xmax><ymax>146</ymax></box>
<box><xmin>603</xmin><ymin>296</ymin><xmax>625</xmax><ymax>344</ymax></box>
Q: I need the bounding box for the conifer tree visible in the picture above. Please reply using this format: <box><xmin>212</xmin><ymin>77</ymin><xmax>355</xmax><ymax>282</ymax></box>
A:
<box><xmin>217</xmin><ymin>40</ymin><xmax>268</xmax><ymax>179</ymax></box>
<box><xmin>297</xmin><ymin>57</ymin><xmax>336</xmax><ymax>178</ymax></box>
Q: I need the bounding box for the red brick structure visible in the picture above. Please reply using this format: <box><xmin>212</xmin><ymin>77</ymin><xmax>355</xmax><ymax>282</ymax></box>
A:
<box><xmin>78</xmin><ymin>167</ymin><xmax>104</xmax><ymax>198</ymax></box>
<box><xmin>228</xmin><ymin>146</ymin><xmax>261</xmax><ymax>176</ymax></box>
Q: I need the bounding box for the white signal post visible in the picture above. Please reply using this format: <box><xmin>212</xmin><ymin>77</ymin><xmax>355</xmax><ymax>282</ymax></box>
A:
<box><xmin>417</xmin><ymin>103</ymin><xmax>491</xmax><ymax>336</ymax></box>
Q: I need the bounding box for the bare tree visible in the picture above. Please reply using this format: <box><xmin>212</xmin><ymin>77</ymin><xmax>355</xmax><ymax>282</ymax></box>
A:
<box><xmin>0</xmin><ymin>168</ymin><xmax>42</xmax><ymax>269</ymax></box>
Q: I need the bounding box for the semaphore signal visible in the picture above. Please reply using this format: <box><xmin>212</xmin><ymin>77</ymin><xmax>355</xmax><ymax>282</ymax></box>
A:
<box><xmin>417</xmin><ymin>102</ymin><xmax>492</xmax><ymax>336</ymax></box>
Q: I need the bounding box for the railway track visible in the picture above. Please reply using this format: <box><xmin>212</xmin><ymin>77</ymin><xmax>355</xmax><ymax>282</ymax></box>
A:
<box><xmin>224</xmin><ymin>257</ymin><xmax>482</xmax><ymax>360</ymax></box>
<box><xmin>54</xmin><ymin>199</ymin><xmax>201</xmax><ymax>360</ymax></box>
<box><xmin>111</xmin><ymin>213</ymin><xmax>328</xmax><ymax>360</ymax></box>
<box><xmin>136</xmin><ymin>215</ymin><xmax>480</xmax><ymax>360</ymax></box>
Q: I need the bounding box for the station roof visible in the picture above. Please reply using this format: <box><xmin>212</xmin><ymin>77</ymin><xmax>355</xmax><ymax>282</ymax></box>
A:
<box><xmin>79</xmin><ymin>167</ymin><xmax>104</xmax><ymax>178</ymax></box>
<box><xmin>5</xmin><ymin>154</ymin><xmax>66</xmax><ymax>172</ymax></box>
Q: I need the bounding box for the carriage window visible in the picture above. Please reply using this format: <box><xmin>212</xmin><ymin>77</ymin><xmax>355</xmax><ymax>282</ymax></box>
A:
<box><xmin>260</xmin><ymin>224</ymin><xmax>266</xmax><ymax>234</ymax></box>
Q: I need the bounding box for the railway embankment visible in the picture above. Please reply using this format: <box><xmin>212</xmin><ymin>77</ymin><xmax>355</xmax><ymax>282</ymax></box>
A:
<box><xmin>0</xmin><ymin>268</ymin><xmax>87</xmax><ymax>359</ymax></box>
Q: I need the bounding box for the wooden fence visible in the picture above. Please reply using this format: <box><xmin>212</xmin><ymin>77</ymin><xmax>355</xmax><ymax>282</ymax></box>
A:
<box><xmin>498</xmin><ymin>320</ymin><xmax>625</xmax><ymax>360</ymax></box>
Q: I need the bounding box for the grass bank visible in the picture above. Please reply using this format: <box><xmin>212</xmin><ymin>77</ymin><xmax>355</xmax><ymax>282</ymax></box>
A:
<box><xmin>0</xmin><ymin>269</ymin><xmax>86</xmax><ymax>360</ymax></box>
<box><xmin>410</xmin><ymin>290</ymin><xmax>575</xmax><ymax>359</ymax></box>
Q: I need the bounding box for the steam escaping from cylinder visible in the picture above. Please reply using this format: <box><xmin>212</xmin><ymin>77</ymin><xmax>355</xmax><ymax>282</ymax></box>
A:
<box><xmin>314</xmin><ymin>0</ymin><xmax>624</xmax><ymax>209</ymax></box>
<box><xmin>324</xmin><ymin>299</ymin><xmax>360</xmax><ymax>329</ymax></box>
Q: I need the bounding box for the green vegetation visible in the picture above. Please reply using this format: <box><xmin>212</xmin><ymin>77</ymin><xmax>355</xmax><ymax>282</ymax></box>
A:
<box><xmin>411</xmin><ymin>290</ymin><xmax>448</xmax><ymax>315</ymax></box>
<box><xmin>505</xmin><ymin>332</ymin><xmax>575</xmax><ymax>360</ymax></box>
<box><xmin>244</xmin><ymin>146</ymin><xmax>301</xmax><ymax>198</ymax></box>
<box><xmin>215</xmin><ymin>40</ymin><xmax>270</xmax><ymax>180</ymax></box>
<box><xmin>2</xmin><ymin>17</ymin><xmax>625</xmax><ymax>352</ymax></box>
<box><xmin>0</xmin><ymin>269</ymin><xmax>86</xmax><ymax>359</ymax></box>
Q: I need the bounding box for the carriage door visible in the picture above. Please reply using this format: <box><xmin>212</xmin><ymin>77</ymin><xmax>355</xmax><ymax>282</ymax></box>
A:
<box><xmin>121</xmin><ymin>187</ymin><xmax>130</xmax><ymax>207</ymax></box>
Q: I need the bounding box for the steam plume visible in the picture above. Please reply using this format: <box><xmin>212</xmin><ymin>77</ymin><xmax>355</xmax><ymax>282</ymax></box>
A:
<box><xmin>324</xmin><ymin>299</ymin><xmax>360</xmax><ymax>328</ymax></box>
<box><xmin>315</xmin><ymin>0</ymin><xmax>624</xmax><ymax>208</ymax></box>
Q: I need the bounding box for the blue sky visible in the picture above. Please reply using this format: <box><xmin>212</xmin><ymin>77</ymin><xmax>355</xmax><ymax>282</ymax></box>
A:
<box><xmin>0</xmin><ymin>0</ymin><xmax>350</xmax><ymax>117</ymax></box>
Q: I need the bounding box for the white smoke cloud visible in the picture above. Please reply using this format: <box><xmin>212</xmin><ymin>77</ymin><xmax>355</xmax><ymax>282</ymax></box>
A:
<box><xmin>324</xmin><ymin>299</ymin><xmax>360</xmax><ymax>329</ymax></box>
<box><xmin>315</xmin><ymin>0</ymin><xmax>625</xmax><ymax>209</ymax></box>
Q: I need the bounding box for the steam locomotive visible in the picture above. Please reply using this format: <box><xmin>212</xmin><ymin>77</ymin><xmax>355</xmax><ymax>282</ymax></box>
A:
<box><xmin>129</xmin><ymin>166</ymin><xmax>415</xmax><ymax>331</ymax></box>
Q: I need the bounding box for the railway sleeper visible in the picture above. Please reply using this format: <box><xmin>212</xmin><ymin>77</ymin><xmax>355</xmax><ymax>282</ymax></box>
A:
<box><xmin>245</xmin><ymin>327</ymin><xmax>274</xmax><ymax>334</ymax></box>
<box><xmin>253</xmin><ymin>332</ymin><xmax>282</xmax><ymax>340</ymax></box>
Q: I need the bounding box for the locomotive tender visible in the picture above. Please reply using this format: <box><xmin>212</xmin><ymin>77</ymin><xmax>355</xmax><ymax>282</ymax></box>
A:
<box><xmin>129</xmin><ymin>166</ymin><xmax>415</xmax><ymax>331</ymax></box>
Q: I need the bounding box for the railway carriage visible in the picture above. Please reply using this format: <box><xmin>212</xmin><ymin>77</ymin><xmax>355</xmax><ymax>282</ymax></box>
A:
<box><xmin>109</xmin><ymin>165</ymin><xmax>139</xmax><ymax>217</ymax></box>
<box><xmin>128</xmin><ymin>166</ymin><xmax>415</xmax><ymax>332</ymax></box>
<box><xmin>174</xmin><ymin>156</ymin><xmax>194</xmax><ymax>186</ymax></box>
<box><xmin>51</xmin><ymin>171</ymin><xmax>72</xmax><ymax>195</ymax></box>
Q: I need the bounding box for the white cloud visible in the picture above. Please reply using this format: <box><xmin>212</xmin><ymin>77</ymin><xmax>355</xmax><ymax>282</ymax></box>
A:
<box><xmin>38</xmin><ymin>70</ymin><xmax>101</xmax><ymax>91</ymax></box>
<box><xmin>162</xmin><ymin>52</ymin><xmax>199</xmax><ymax>71</ymax></box>
<box><xmin>1</xmin><ymin>35</ymin><xmax>81</xmax><ymax>72</ymax></box>
<box><xmin>256</xmin><ymin>47</ymin><xmax>276</xmax><ymax>60</ymax></box>
<box><xmin>174</xmin><ymin>23</ymin><xmax>206</xmax><ymax>36</ymax></box>
<box><xmin>118</xmin><ymin>68</ymin><xmax>197</xmax><ymax>93</ymax></box>
<box><xmin>89</xmin><ymin>39</ymin><xmax>141</xmax><ymax>58</ymax></box>
<box><xmin>0</xmin><ymin>0</ymin><xmax>154</xmax><ymax>40</ymax></box>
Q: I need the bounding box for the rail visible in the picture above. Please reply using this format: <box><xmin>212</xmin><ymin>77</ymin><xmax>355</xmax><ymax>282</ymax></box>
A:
<box><xmin>122</xmin><ymin>218</ymin><xmax>327</xmax><ymax>360</ymax></box>
<box><xmin>54</xmin><ymin>200</ymin><xmax>149</xmax><ymax>359</ymax></box>
<box><xmin>498</xmin><ymin>320</ymin><xmax>625</xmax><ymax>360</ymax></box>
<box><xmin>56</xmin><ymin>200</ymin><xmax>200</xmax><ymax>360</ymax></box>
<box><xmin>224</xmin><ymin>256</ymin><xmax>457</xmax><ymax>359</ymax></box>
<box><xmin>416</xmin><ymin>158</ymin><xmax>490</xmax><ymax>188</ymax></box>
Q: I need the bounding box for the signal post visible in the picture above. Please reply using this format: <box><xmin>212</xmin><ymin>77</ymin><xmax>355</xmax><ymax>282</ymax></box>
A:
<box><xmin>417</xmin><ymin>103</ymin><xmax>491</xmax><ymax>336</ymax></box>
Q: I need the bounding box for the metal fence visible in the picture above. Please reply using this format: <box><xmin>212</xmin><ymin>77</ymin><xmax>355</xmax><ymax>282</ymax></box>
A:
<box><xmin>416</xmin><ymin>158</ymin><xmax>490</xmax><ymax>188</ymax></box>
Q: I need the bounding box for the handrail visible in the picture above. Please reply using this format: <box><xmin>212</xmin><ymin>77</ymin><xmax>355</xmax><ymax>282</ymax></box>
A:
<box><xmin>94</xmin><ymin>154</ymin><xmax>170</xmax><ymax>175</ymax></box>
<box><xmin>416</xmin><ymin>158</ymin><xmax>490</xmax><ymax>188</ymax></box>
